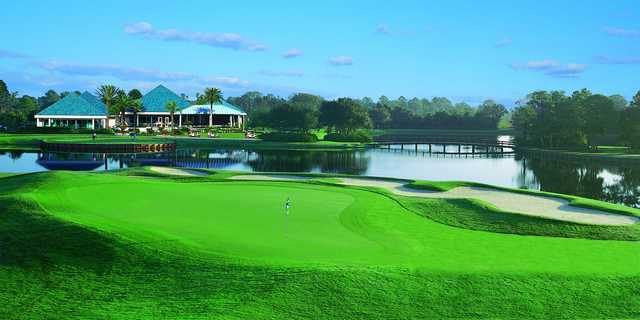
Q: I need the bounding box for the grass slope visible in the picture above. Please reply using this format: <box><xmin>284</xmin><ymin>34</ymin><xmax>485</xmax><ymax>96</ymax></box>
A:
<box><xmin>0</xmin><ymin>171</ymin><xmax>639</xmax><ymax>319</ymax></box>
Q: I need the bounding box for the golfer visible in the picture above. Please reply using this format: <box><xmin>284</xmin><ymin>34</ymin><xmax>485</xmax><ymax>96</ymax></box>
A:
<box><xmin>285</xmin><ymin>197</ymin><xmax>291</xmax><ymax>215</ymax></box>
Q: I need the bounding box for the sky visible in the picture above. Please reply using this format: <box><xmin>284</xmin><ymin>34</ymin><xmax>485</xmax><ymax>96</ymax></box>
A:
<box><xmin>1</xmin><ymin>0</ymin><xmax>640</xmax><ymax>107</ymax></box>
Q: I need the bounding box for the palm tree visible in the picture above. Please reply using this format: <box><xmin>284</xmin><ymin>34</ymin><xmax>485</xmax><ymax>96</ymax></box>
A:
<box><xmin>165</xmin><ymin>101</ymin><xmax>179</xmax><ymax>132</ymax></box>
<box><xmin>113</xmin><ymin>93</ymin><xmax>132</xmax><ymax>127</ymax></box>
<box><xmin>96</xmin><ymin>85</ymin><xmax>121</xmax><ymax>127</ymax></box>
<box><xmin>130</xmin><ymin>99</ymin><xmax>143</xmax><ymax>129</ymax></box>
<box><xmin>203</xmin><ymin>88</ymin><xmax>223</xmax><ymax>127</ymax></box>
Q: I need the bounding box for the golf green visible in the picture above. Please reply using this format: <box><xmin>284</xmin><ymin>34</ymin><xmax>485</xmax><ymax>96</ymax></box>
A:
<box><xmin>29</xmin><ymin>173</ymin><xmax>640</xmax><ymax>273</ymax></box>
<box><xmin>1</xmin><ymin>171</ymin><xmax>639</xmax><ymax>319</ymax></box>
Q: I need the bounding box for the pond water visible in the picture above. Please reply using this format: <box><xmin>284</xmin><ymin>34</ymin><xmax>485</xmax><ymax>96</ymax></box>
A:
<box><xmin>1</xmin><ymin>147</ymin><xmax>639</xmax><ymax>208</ymax></box>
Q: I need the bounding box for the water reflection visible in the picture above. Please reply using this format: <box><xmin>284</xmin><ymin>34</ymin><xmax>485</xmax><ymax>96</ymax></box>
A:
<box><xmin>517</xmin><ymin>154</ymin><xmax>640</xmax><ymax>208</ymax></box>
<box><xmin>1</xmin><ymin>148</ymin><xmax>639</xmax><ymax>208</ymax></box>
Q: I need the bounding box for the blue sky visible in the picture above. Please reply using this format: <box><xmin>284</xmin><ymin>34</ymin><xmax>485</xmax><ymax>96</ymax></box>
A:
<box><xmin>1</xmin><ymin>0</ymin><xmax>639</xmax><ymax>106</ymax></box>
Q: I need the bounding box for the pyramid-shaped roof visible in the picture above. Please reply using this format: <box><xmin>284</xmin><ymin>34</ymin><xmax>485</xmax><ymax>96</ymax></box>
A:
<box><xmin>36</xmin><ymin>93</ymin><xmax>107</xmax><ymax>117</ymax></box>
<box><xmin>80</xmin><ymin>91</ymin><xmax>107</xmax><ymax>114</ymax></box>
<box><xmin>141</xmin><ymin>85</ymin><xmax>190</xmax><ymax>112</ymax></box>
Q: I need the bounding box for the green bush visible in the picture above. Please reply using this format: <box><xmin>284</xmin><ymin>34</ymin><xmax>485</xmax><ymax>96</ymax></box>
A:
<box><xmin>324</xmin><ymin>132</ymin><xmax>372</xmax><ymax>143</ymax></box>
<box><xmin>259</xmin><ymin>132</ymin><xmax>318</xmax><ymax>142</ymax></box>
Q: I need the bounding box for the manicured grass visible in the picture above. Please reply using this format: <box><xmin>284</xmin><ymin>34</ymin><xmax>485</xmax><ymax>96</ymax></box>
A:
<box><xmin>0</xmin><ymin>171</ymin><xmax>639</xmax><ymax>319</ymax></box>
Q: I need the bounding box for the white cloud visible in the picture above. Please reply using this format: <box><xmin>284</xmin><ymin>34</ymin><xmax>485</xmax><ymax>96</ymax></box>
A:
<box><xmin>40</xmin><ymin>61</ymin><xmax>197</xmax><ymax>82</ymax></box>
<box><xmin>124</xmin><ymin>21</ymin><xmax>267</xmax><ymax>51</ymax></box>
<box><xmin>604</xmin><ymin>27</ymin><xmax>640</xmax><ymax>37</ymax></box>
<box><xmin>328</xmin><ymin>56</ymin><xmax>353</xmax><ymax>66</ymax></box>
<box><xmin>282</xmin><ymin>48</ymin><xmax>302</xmax><ymax>59</ymax></box>
<box><xmin>510</xmin><ymin>60</ymin><xmax>586</xmax><ymax>78</ymax></box>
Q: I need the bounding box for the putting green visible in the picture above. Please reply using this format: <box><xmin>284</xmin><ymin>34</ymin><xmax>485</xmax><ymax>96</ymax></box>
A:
<box><xmin>27</xmin><ymin>173</ymin><xmax>640</xmax><ymax>274</ymax></box>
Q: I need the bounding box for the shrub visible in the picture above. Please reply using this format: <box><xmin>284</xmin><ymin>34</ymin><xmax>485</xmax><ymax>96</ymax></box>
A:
<box><xmin>259</xmin><ymin>132</ymin><xmax>318</xmax><ymax>142</ymax></box>
<box><xmin>324</xmin><ymin>132</ymin><xmax>372</xmax><ymax>143</ymax></box>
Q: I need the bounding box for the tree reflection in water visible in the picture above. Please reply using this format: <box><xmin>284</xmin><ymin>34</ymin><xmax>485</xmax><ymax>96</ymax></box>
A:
<box><xmin>517</xmin><ymin>154</ymin><xmax>640</xmax><ymax>208</ymax></box>
<box><xmin>247</xmin><ymin>150</ymin><xmax>370</xmax><ymax>175</ymax></box>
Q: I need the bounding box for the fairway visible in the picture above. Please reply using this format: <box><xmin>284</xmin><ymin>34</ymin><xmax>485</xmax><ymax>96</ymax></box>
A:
<box><xmin>1</xmin><ymin>170</ymin><xmax>640</xmax><ymax>319</ymax></box>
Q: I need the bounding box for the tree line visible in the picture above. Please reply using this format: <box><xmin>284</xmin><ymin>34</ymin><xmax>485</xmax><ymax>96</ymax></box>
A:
<box><xmin>511</xmin><ymin>89</ymin><xmax>640</xmax><ymax>149</ymax></box>
<box><xmin>229</xmin><ymin>91</ymin><xmax>508</xmax><ymax>131</ymax></box>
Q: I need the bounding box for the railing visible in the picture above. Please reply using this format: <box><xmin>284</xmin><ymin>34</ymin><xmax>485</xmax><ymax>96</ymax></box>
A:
<box><xmin>40</xmin><ymin>141</ymin><xmax>176</xmax><ymax>153</ymax></box>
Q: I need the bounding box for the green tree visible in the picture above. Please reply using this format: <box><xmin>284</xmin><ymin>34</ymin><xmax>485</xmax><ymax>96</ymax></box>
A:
<box><xmin>112</xmin><ymin>93</ymin><xmax>131</xmax><ymax>127</ymax></box>
<box><xmin>0</xmin><ymin>80</ymin><xmax>16</xmax><ymax>113</ymax></box>
<box><xmin>368</xmin><ymin>103</ymin><xmax>391</xmax><ymax>128</ymax></box>
<box><xmin>128</xmin><ymin>89</ymin><xmax>143</xmax><ymax>100</ymax></box>
<box><xmin>319</xmin><ymin>98</ymin><xmax>371</xmax><ymax>134</ymax></box>
<box><xmin>621</xmin><ymin>106</ymin><xmax>640</xmax><ymax>149</ymax></box>
<box><xmin>165</xmin><ymin>101</ymin><xmax>180</xmax><ymax>132</ymax></box>
<box><xmin>511</xmin><ymin>105</ymin><xmax>536</xmax><ymax>143</ymax></box>
<box><xmin>266</xmin><ymin>103</ymin><xmax>318</xmax><ymax>132</ymax></box>
<box><xmin>96</xmin><ymin>85</ymin><xmax>121</xmax><ymax>126</ymax></box>
<box><xmin>288</xmin><ymin>93</ymin><xmax>323</xmax><ymax>111</ymax></box>
<box><xmin>631</xmin><ymin>90</ymin><xmax>640</xmax><ymax>107</ymax></box>
<box><xmin>475</xmin><ymin>100</ymin><xmax>507</xmax><ymax>129</ymax></box>
<box><xmin>38</xmin><ymin>90</ymin><xmax>60</xmax><ymax>110</ymax></box>
<box><xmin>582</xmin><ymin>94</ymin><xmax>616</xmax><ymax>148</ymax></box>
<box><xmin>609</xmin><ymin>94</ymin><xmax>628</xmax><ymax>110</ymax></box>
<box><xmin>203</xmin><ymin>87</ymin><xmax>223</xmax><ymax>127</ymax></box>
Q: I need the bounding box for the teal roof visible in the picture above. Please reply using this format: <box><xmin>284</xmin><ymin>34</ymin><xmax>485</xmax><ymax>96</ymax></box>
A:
<box><xmin>80</xmin><ymin>92</ymin><xmax>107</xmax><ymax>114</ymax></box>
<box><xmin>181</xmin><ymin>100</ymin><xmax>247</xmax><ymax>116</ymax></box>
<box><xmin>141</xmin><ymin>85</ymin><xmax>190</xmax><ymax>112</ymax></box>
<box><xmin>36</xmin><ymin>93</ymin><xmax>107</xmax><ymax>117</ymax></box>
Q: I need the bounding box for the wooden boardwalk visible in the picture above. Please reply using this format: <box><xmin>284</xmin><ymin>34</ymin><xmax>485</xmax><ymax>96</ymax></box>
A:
<box><xmin>368</xmin><ymin>141</ymin><xmax>516</xmax><ymax>155</ymax></box>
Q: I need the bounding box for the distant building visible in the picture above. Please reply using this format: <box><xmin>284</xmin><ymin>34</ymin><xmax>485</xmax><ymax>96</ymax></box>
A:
<box><xmin>35</xmin><ymin>85</ymin><xmax>247</xmax><ymax>129</ymax></box>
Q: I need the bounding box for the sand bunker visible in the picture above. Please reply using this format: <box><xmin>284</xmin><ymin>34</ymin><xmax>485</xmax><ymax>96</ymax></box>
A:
<box><xmin>149</xmin><ymin>167</ymin><xmax>208</xmax><ymax>177</ymax></box>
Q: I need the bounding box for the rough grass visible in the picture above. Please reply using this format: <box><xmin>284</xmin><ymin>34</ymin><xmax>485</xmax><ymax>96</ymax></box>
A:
<box><xmin>1</xmin><ymin>171</ymin><xmax>639</xmax><ymax>319</ymax></box>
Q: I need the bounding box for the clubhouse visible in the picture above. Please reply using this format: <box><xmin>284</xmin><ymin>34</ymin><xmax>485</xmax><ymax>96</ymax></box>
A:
<box><xmin>35</xmin><ymin>85</ymin><xmax>247</xmax><ymax>129</ymax></box>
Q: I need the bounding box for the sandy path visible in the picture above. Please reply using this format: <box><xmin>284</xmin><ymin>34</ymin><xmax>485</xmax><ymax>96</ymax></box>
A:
<box><xmin>231</xmin><ymin>175</ymin><xmax>638</xmax><ymax>226</ymax></box>
<box><xmin>149</xmin><ymin>166</ymin><xmax>208</xmax><ymax>176</ymax></box>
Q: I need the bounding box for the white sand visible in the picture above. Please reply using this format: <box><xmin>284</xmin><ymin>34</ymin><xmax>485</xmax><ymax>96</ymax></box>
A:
<box><xmin>149</xmin><ymin>166</ymin><xmax>208</xmax><ymax>177</ymax></box>
<box><xmin>338</xmin><ymin>178</ymin><xmax>639</xmax><ymax>226</ymax></box>
<box><xmin>230</xmin><ymin>174</ymin><xmax>638</xmax><ymax>226</ymax></box>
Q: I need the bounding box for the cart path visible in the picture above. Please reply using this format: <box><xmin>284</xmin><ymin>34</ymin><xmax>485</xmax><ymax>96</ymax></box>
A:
<box><xmin>231</xmin><ymin>175</ymin><xmax>639</xmax><ymax>226</ymax></box>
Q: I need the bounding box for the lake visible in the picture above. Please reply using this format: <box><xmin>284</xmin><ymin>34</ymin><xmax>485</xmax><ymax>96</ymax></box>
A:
<box><xmin>1</xmin><ymin>147</ymin><xmax>639</xmax><ymax>208</ymax></box>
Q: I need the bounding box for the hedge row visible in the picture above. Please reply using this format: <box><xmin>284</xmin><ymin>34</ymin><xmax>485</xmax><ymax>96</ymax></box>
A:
<box><xmin>259</xmin><ymin>132</ymin><xmax>318</xmax><ymax>142</ymax></box>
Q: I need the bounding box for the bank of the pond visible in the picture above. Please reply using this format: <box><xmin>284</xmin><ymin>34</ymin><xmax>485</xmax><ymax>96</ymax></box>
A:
<box><xmin>0</xmin><ymin>134</ymin><xmax>365</xmax><ymax>150</ymax></box>
<box><xmin>0</xmin><ymin>169</ymin><xmax>639</xmax><ymax>319</ymax></box>
<box><xmin>519</xmin><ymin>146</ymin><xmax>640</xmax><ymax>163</ymax></box>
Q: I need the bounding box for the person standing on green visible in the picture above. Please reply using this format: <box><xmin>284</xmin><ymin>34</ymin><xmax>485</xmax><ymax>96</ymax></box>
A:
<box><xmin>285</xmin><ymin>197</ymin><xmax>291</xmax><ymax>216</ymax></box>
